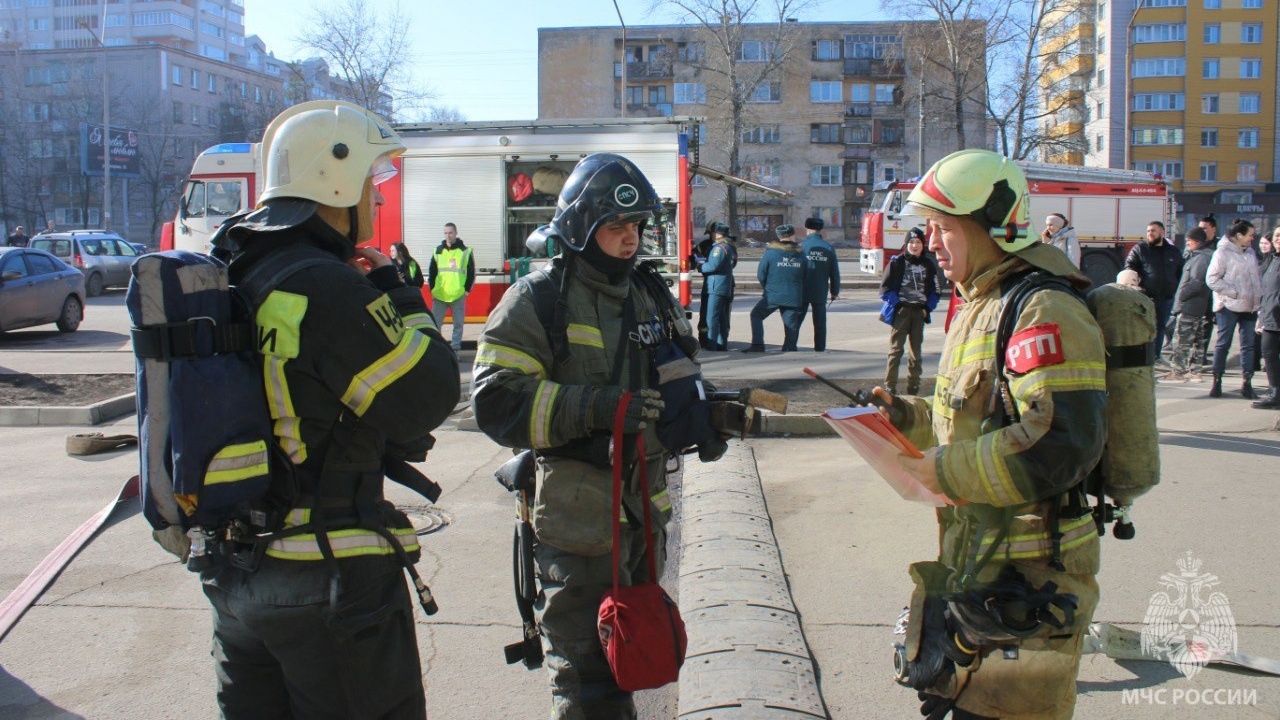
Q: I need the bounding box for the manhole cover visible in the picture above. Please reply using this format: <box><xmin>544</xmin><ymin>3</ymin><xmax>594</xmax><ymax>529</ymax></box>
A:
<box><xmin>404</xmin><ymin>507</ymin><xmax>451</xmax><ymax>536</ymax></box>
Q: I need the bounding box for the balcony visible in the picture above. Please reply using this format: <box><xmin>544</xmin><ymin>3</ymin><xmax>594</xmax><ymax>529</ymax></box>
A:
<box><xmin>844</xmin><ymin>57</ymin><xmax>905</xmax><ymax>78</ymax></box>
<box><xmin>1047</xmin><ymin>121</ymin><xmax>1084</xmax><ymax>139</ymax></box>
<box><xmin>1047</xmin><ymin>152</ymin><xmax>1085</xmax><ymax>165</ymax></box>
<box><xmin>611</xmin><ymin>100</ymin><xmax>674</xmax><ymax>117</ymax></box>
<box><xmin>842</xmin><ymin>146</ymin><xmax>874</xmax><ymax>160</ymax></box>
<box><xmin>1044</xmin><ymin>54</ymin><xmax>1095</xmax><ymax>83</ymax></box>
<box><xmin>845</xmin><ymin>101</ymin><xmax>902</xmax><ymax>118</ymax></box>
<box><xmin>613</xmin><ymin>59</ymin><xmax>673</xmax><ymax>80</ymax></box>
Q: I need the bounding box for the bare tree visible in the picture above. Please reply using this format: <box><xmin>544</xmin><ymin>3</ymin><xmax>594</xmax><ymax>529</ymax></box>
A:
<box><xmin>648</xmin><ymin>0</ymin><xmax>819</xmax><ymax>228</ymax></box>
<box><xmin>424</xmin><ymin>104</ymin><xmax>467</xmax><ymax>123</ymax></box>
<box><xmin>294</xmin><ymin>0</ymin><xmax>432</xmax><ymax>120</ymax></box>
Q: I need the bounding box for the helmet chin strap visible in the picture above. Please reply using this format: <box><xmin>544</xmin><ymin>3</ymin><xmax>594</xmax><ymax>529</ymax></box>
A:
<box><xmin>348</xmin><ymin>206</ymin><xmax>360</xmax><ymax>245</ymax></box>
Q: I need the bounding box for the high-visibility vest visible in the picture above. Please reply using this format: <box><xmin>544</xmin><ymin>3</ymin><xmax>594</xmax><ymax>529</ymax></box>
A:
<box><xmin>433</xmin><ymin>246</ymin><xmax>471</xmax><ymax>303</ymax></box>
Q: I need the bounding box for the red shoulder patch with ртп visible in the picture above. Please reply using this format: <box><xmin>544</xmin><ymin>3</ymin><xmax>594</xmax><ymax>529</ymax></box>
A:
<box><xmin>1005</xmin><ymin>323</ymin><xmax>1066</xmax><ymax>374</ymax></box>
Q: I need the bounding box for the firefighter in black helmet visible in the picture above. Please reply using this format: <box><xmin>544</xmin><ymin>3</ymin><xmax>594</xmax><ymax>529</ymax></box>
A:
<box><xmin>204</xmin><ymin>100</ymin><xmax>460</xmax><ymax>719</ymax></box>
<box><xmin>473</xmin><ymin>153</ymin><xmax>717</xmax><ymax>718</ymax></box>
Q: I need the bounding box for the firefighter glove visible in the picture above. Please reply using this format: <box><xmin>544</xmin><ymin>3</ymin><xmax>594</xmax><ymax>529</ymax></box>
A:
<box><xmin>586</xmin><ymin>387</ymin><xmax>664</xmax><ymax>434</ymax></box>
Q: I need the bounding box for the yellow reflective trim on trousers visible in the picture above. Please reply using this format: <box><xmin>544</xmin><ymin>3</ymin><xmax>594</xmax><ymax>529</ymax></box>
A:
<box><xmin>475</xmin><ymin>342</ymin><xmax>546</xmax><ymax>379</ymax></box>
<box><xmin>341</xmin><ymin>330</ymin><xmax>430</xmax><ymax>416</ymax></box>
<box><xmin>951</xmin><ymin>336</ymin><xmax>996</xmax><ymax>367</ymax></box>
<box><xmin>1010</xmin><ymin>362</ymin><xmax>1107</xmax><ymax>397</ymax></box>
<box><xmin>204</xmin><ymin>440</ymin><xmax>270</xmax><ymax>485</ymax></box>
<box><xmin>266</xmin><ymin>525</ymin><xmax>420</xmax><ymax>560</ymax></box>
<box><xmin>974</xmin><ymin>514</ymin><xmax>1097</xmax><ymax>560</ymax></box>
<box><xmin>529</xmin><ymin>381</ymin><xmax>560</xmax><ymax>448</ymax></box>
<box><xmin>651</xmin><ymin>487</ymin><xmax>671</xmax><ymax>513</ymax></box>
<box><xmin>566</xmin><ymin>323</ymin><xmax>605</xmax><ymax>349</ymax></box>
<box><xmin>974</xmin><ymin>433</ymin><xmax>1017</xmax><ymax>506</ymax></box>
<box><xmin>264</xmin><ymin>356</ymin><xmax>307</xmax><ymax>464</ymax></box>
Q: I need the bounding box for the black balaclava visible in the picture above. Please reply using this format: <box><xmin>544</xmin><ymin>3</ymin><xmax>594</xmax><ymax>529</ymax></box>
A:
<box><xmin>578</xmin><ymin>233</ymin><xmax>638</xmax><ymax>284</ymax></box>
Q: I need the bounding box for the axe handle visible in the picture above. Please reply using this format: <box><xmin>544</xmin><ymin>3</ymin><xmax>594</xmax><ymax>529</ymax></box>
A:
<box><xmin>803</xmin><ymin>367</ymin><xmax>863</xmax><ymax>404</ymax></box>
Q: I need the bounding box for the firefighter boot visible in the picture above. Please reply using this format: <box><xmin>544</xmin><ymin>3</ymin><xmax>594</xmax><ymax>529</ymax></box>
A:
<box><xmin>1252</xmin><ymin>388</ymin><xmax>1280</xmax><ymax>409</ymax></box>
<box><xmin>1242</xmin><ymin>373</ymin><xmax>1257</xmax><ymax>400</ymax></box>
<box><xmin>1210</xmin><ymin>375</ymin><xmax>1223</xmax><ymax>398</ymax></box>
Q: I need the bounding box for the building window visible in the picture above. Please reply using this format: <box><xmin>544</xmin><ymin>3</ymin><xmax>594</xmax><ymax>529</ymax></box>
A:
<box><xmin>1243</xmin><ymin>0</ymin><xmax>1262</xmax><ymax>6</ymax></box>
<box><xmin>624</xmin><ymin>84</ymin><xmax>642</xmax><ymax>104</ymax></box>
<box><xmin>845</xmin><ymin>123</ymin><xmax>872</xmax><ymax>144</ymax></box>
<box><xmin>191</xmin><ymin>69</ymin><xmax>199</xmax><ymax>89</ymax></box>
<box><xmin>1205</xmin><ymin>0</ymin><xmax>1221</xmax><ymax>7</ymax></box>
<box><xmin>674</xmin><ymin>82</ymin><xmax>705</xmax><ymax>104</ymax></box>
<box><xmin>1238</xmin><ymin>162</ymin><xmax>1259</xmax><ymax>182</ymax></box>
<box><xmin>1239</xmin><ymin>129</ymin><xmax>1259</xmax><ymax>148</ymax></box>
<box><xmin>104</xmin><ymin>13</ymin><xmax>126</xmax><ymax>27</ymax></box>
<box><xmin>1099</xmin><ymin>0</ymin><xmax>1106</xmax><ymax>14</ymax></box>
<box><xmin>810</xmin><ymin>207</ymin><xmax>843</xmax><ymax>228</ymax></box>
<box><xmin>171</xmin><ymin>65</ymin><xmax>182</xmax><ymax>85</ymax></box>
<box><xmin>1141</xmin><ymin>0</ymin><xmax>1185</xmax><ymax>6</ymax></box>
<box><xmin>1097</xmin><ymin>68</ymin><xmax>1107</xmax><ymax>85</ymax></box>
<box><xmin>1202</xmin><ymin>128</ymin><xmax>1219</xmax><ymax>147</ymax></box>
<box><xmin>1203</xmin><ymin>58</ymin><xmax>1219</xmax><ymax>78</ymax></box>
<box><xmin>1096</xmin><ymin>135</ymin><xmax>1105</xmax><ymax>152</ymax></box>
<box><xmin>744</xmin><ymin>163</ymin><xmax>782</xmax><ymax>186</ymax></box>
<box><xmin>239</xmin><ymin>81</ymin><xmax>247</xmax><ymax>99</ymax></box>
<box><xmin>208</xmin><ymin>74</ymin><xmax>217</xmax><ymax>92</ymax></box>
<box><xmin>677</xmin><ymin>42</ymin><xmax>704</xmax><ymax>63</ymax></box>
<box><xmin>27</xmin><ymin>138</ymin><xmax>54</xmax><ymax>158</ymax></box>
<box><xmin>1200</xmin><ymin>162</ymin><xmax>1218</xmax><ymax>181</ymax></box>
<box><xmin>1204</xmin><ymin>24</ymin><xmax>1220</xmax><ymax>43</ymax></box>
<box><xmin>26</xmin><ymin>102</ymin><xmax>49</xmax><ymax>121</ymax></box>
<box><xmin>1097</xmin><ymin>34</ymin><xmax>1106</xmax><ymax>52</ymax></box>
<box><xmin>738</xmin><ymin>40</ymin><xmax>777</xmax><ymax>62</ymax></box>
<box><xmin>172</xmin><ymin>100</ymin><xmax>183</xmax><ymax>123</ymax></box>
<box><xmin>844</xmin><ymin>33</ymin><xmax>902</xmax><ymax>59</ymax></box>
<box><xmin>742</xmin><ymin>125</ymin><xmax>781</xmax><ymax>144</ymax></box>
<box><xmin>813</xmin><ymin>40</ymin><xmax>841</xmax><ymax>60</ymax></box>
<box><xmin>134</xmin><ymin>11</ymin><xmax>194</xmax><ymax>29</ymax></box>
<box><xmin>811</xmin><ymin>165</ymin><xmax>843</xmax><ymax>186</ymax></box>
<box><xmin>880</xmin><ymin>121</ymin><xmax>904</xmax><ymax>144</ymax></box>
<box><xmin>874</xmin><ymin>83</ymin><xmax>896</xmax><ymax>103</ymax></box>
<box><xmin>1201</xmin><ymin>93</ymin><xmax>1219</xmax><ymax>113</ymax></box>
<box><xmin>208</xmin><ymin>107</ymin><xmax>217</xmax><ymax>125</ymax></box>
<box><xmin>1135</xmin><ymin>161</ymin><xmax>1184</xmax><ymax>178</ymax></box>
<box><xmin>1242</xmin><ymin>23</ymin><xmax>1263</xmax><ymax>42</ymax></box>
<box><xmin>191</xmin><ymin>106</ymin><xmax>200</xmax><ymax>125</ymax></box>
<box><xmin>881</xmin><ymin>164</ymin><xmax>901</xmax><ymax>182</ymax></box>
<box><xmin>646</xmin><ymin>85</ymin><xmax>667</xmax><ymax>105</ymax></box>
<box><xmin>1134</xmin><ymin>23</ymin><xmax>1186</xmax><ymax>42</ymax></box>
<box><xmin>1132</xmin><ymin>127</ymin><xmax>1184</xmax><ymax>145</ymax></box>
<box><xmin>1241</xmin><ymin>58</ymin><xmax>1262</xmax><ymax>78</ymax></box>
<box><xmin>199</xmin><ymin>20</ymin><xmax>223</xmax><ymax>38</ymax></box>
<box><xmin>810</xmin><ymin>81</ymin><xmax>842</xmax><ymax>103</ymax></box>
<box><xmin>849</xmin><ymin>83</ymin><xmax>871</xmax><ymax>102</ymax></box>
<box><xmin>811</xmin><ymin>123</ymin><xmax>842</xmax><ymax>143</ymax></box>
<box><xmin>1240</xmin><ymin>93</ymin><xmax>1261</xmax><ymax>113</ymax></box>
<box><xmin>1134</xmin><ymin>92</ymin><xmax>1185</xmax><ymax>110</ymax></box>
<box><xmin>747</xmin><ymin>82</ymin><xmax>781</xmax><ymax>103</ymax></box>
<box><xmin>1097</xmin><ymin>101</ymin><xmax>1106</xmax><ymax>118</ymax></box>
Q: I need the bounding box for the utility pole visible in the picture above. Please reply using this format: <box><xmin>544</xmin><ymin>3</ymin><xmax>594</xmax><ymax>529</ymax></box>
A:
<box><xmin>917</xmin><ymin>55</ymin><xmax>926</xmax><ymax>177</ymax></box>
<box><xmin>80</xmin><ymin>13</ymin><xmax>110</xmax><ymax>229</ymax></box>
<box><xmin>613</xmin><ymin>0</ymin><xmax>627</xmax><ymax>118</ymax></box>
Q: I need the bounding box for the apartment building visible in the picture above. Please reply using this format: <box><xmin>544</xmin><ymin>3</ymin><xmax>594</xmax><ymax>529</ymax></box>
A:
<box><xmin>539</xmin><ymin>22</ymin><xmax>987</xmax><ymax>244</ymax></box>
<box><xmin>1042</xmin><ymin>0</ymin><xmax>1280</xmax><ymax>232</ymax></box>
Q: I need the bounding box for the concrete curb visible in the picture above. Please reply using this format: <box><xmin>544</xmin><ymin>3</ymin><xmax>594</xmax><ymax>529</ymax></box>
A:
<box><xmin>677</xmin><ymin>441</ymin><xmax>828</xmax><ymax>719</ymax></box>
<box><xmin>0</xmin><ymin>393</ymin><xmax>136</xmax><ymax>427</ymax></box>
<box><xmin>757</xmin><ymin>413</ymin><xmax>835</xmax><ymax>438</ymax></box>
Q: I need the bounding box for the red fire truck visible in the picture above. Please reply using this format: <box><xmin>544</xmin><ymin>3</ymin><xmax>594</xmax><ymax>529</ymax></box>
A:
<box><xmin>859</xmin><ymin>162</ymin><xmax>1176</xmax><ymax>288</ymax></box>
<box><xmin>162</xmin><ymin>117</ymin><xmax>705</xmax><ymax>317</ymax></box>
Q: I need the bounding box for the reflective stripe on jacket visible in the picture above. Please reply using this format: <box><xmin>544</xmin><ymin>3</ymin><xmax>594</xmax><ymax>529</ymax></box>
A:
<box><xmin>431</xmin><ymin>246</ymin><xmax>473</xmax><ymax>303</ymax></box>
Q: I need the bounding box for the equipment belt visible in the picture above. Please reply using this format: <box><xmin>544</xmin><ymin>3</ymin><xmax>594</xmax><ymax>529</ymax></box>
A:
<box><xmin>1105</xmin><ymin>343</ymin><xmax>1156</xmax><ymax>369</ymax></box>
<box><xmin>972</xmin><ymin>514</ymin><xmax>1097</xmax><ymax>561</ymax></box>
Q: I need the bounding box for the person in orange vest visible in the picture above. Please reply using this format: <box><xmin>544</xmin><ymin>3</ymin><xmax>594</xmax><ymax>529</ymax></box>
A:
<box><xmin>428</xmin><ymin>222</ymin><xmax>476</xmax><ymax>351</ymax></box>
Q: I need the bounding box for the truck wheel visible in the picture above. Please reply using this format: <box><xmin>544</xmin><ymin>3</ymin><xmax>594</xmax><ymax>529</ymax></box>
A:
<box><xmin>86</xmin><ymin>272</ymin><xmax>104</xmax><ymax>297</ymax></box>
<box><xmin>1082</xmin><ymin>253</ymin><xmax>1120</xmax><ymax>289</ymax></box>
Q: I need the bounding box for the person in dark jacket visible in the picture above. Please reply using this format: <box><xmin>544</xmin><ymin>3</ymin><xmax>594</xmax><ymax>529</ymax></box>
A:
<box><xmin>879</xmin><ymin>227</ymin><xmax>939</xmax><ymax>394</ymax></box>
<box><xmin>206</xmin><ymin>100</ymin><xmax>460</xmax><ymax>719</ymax></box>
<box><xmin>692</xmin><ymin>222</ymin><xmax>717</xmax><ymax>348</ymax></box>
<box><xmin>698</xmin><ymin>222</ymin><xmax>737</xmax><ymax>350</ymax></box>
<box><xmin>744</xmin><ymin>224</ymin><xmax>807</xmax><ymax>352</ymax></box>
<box><xmin>390</xmin><ymin>241</ymin><xmax>424</xmax><ymax>287</ymax></box>
<box><xmin>5</xmin><ymin>226</ymin><xmax>29</xmax><ymax>247</ymax></box>
<box><xmin>1253</xmin><ymin>245</ymin><xmax>1280</xmax><ymax>408</ymax></box>
<box><xmin>1125</xmin><ymin>220</ymin><xmax>1184</xmax><ymax>359</ymax></box>
<box><xmin>799</xmin><ymin>217</ymin><xmax>841</xmax><ymax>351</ymax></box>
<box><xmin>1169</xmin><ymin>227</ymin><xmax>1213</xmax><ymax>377</ymax></box>
<box><xmin>1259</xmin><ymin>229</ymin><xmax>1277</xmax><ymax>276</ymax></box>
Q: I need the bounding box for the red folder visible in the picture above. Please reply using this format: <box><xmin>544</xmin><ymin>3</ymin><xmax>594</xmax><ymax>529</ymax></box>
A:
<box><xmin>822</xmin><ymin>406</ymin><xmax>954</xmax><ymax>507</ymax></box>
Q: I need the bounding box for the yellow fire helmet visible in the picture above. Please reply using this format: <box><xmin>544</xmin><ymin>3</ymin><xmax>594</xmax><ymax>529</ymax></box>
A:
<box><xmin>904</xmin><ymin>149</ymin><xmax>1036</xmax><ymax>252</ymax></box>
<box><xmin>258</xmin><ymin>100</ymin><xmax>405</xmax><ymax>208</ymax></box>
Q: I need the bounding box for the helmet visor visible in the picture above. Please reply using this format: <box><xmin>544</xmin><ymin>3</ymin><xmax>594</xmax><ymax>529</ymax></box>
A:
<box><xmin>369</xmin><ymin>155</ymin><xmax>398</xmax><ymax>186</ymax></box>
<box><xmin>604</xmin><ymin>210</ymin><xmax>656</xmax><ymax>227</ymax></box>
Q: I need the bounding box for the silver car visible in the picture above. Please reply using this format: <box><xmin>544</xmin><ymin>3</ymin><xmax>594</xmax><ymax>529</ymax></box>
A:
<box><xmin>0</xmin><ymin>246</ymin><xmax>86</xmax><ymax>333</ymax></box>
<box><xmin>30</xmin><ymin>231</ymin><xmax>140</xmax><ymax>297</ymax></box>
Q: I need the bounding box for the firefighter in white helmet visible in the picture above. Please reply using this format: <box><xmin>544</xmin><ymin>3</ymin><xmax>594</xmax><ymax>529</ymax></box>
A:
<box><xmin>206</xmin><ymin>100</ymin><xmax>459</xmax><ymax>718</ymax></box>
<box><xmin>875</xmin><ymin>149</ymin><xmax>1107</xmax><ymax>719</ymax></box>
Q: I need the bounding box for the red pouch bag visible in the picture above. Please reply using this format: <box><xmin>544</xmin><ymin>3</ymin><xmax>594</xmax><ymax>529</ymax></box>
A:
<box><xmin>597</xmin><ymin>392</ymin><xmax>688</xmax><ymax>692</ymax></box>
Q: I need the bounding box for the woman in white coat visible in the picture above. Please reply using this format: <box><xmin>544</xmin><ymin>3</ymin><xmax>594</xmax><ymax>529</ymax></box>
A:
<box><xmin>1205</xmin><ymin>218</ymin><xmax>1263</xmax><ymax>398</ymax></box>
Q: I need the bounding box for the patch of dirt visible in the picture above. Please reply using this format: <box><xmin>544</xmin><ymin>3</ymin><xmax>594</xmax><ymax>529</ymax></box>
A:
<box><xmin>0</xmin><ymin>373</ymin><xmax>135</xmax><ymax>407</ymax></box>
<box><xmin>713</xmin><ymin>377</ymin><xmax>936</xmax><ymax>415</ymax></box>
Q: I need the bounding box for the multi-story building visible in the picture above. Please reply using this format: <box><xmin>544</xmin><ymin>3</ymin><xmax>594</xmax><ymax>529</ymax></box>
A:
<box><xmin>1042</xmin><ymin>0</ymin><xmax>1280</xmax><ymax>233</ymax></box>
<box><xmin>539</xmin><ymin>22</ymin><xmax>987</xmax><ymax>244</ymax></box>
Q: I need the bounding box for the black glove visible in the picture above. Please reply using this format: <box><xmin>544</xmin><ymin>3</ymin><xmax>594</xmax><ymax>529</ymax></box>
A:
<box><xmin>586</xmin><ymin>387</ymin><xmax>664</xmax><ymax>434</ymax></box>
<box><xmin>918</xmin><ymin>691</ymin><xmax>956</xmax><ymax>720</ymax></box>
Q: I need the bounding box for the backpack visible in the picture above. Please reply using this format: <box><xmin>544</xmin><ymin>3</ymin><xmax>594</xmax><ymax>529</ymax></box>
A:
<box><xmin>127</xmin><ymin>248</ymin><xmax>332</xmax><ymax>560</ymax></box>
<box><xmin>993</xmin><ymin>272</ymin><xmax>1159</xmax><ymax>542</ymax></box>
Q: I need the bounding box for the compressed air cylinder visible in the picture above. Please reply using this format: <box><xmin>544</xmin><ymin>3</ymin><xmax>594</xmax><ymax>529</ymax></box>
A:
<box><xmin>1085</xmin><ymin>283</ymin><xmax>1160</xmax><ymax>505</ymax></box>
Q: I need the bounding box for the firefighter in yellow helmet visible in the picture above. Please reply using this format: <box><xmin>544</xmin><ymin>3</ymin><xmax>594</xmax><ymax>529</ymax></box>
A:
<box><xmin>206</xmin><ymin>101</ymin><xmax>459</xmax><ymax>718</ymax></box>
<box><xmin>875</xmin><ymin>149</ymin><xmax>1107</xmax><ymax>719</ymax></box>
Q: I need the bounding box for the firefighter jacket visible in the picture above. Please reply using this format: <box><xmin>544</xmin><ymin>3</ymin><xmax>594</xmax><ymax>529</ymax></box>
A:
<box><xmin>472</xmin><ymin>256</ymin><xmax>680</xmax><ymax>556</ymax></box>
<box><xmin>757</xmin><ymin>241</ymin><xmax>807</xmax><ymax>309</ymax></box>
<box><xmin>801</xmin><ymin>232</ymin><xmax>841</xmax><ymax>303</ymax></box>
<box><xmin>428</xmin><ymin>239</ymin><xmax>476</xmax><ymax>303</ymax></box>
<box><xmin>1124</xmin><ymin>238</ymin><xmax>1184</xmax><ymax>301</ymax></box>
<box><xmin>222</xmin><ymin>218</ymin><xmax>460</xmax><ymax>563</ymax></box>
<box><xmin>699</xmin><ymin>239</ymin><xmax>737</xmax><ymax>297</ymax></box>
<box><xmin>897</xmin><ymin>244</ymin><xmax>1107</xmax><ymax>581</ymax></box>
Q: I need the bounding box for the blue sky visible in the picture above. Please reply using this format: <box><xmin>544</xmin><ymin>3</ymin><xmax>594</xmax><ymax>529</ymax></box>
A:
<box><xmin>242</xmin><ymin>0</ymin><xmax>883</xmax><ymax>121</ymax></box>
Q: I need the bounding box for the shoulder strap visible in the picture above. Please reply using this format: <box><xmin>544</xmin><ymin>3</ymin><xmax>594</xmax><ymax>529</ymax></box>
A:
<box><xmin>238</xmin><ymin>245</ymin><xmax>337</xmax><ymax>307</ymax></box>
<box><xmin>990</xmin><ymin>271</ymin><xmax>1084</xmax><ymax>426</ymax></box>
